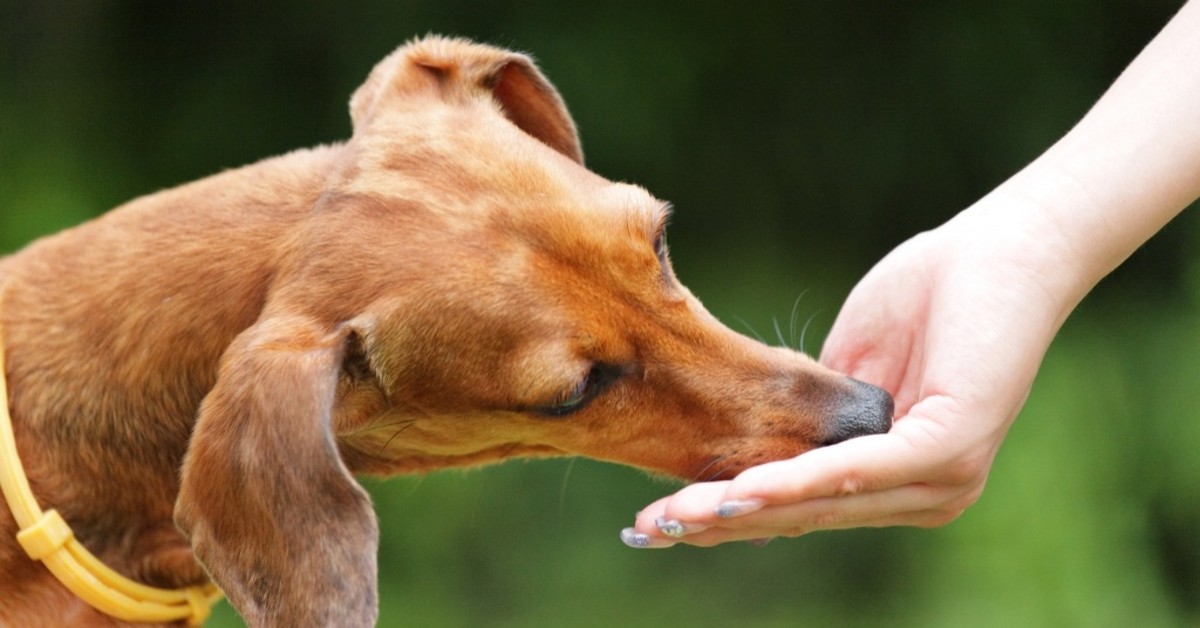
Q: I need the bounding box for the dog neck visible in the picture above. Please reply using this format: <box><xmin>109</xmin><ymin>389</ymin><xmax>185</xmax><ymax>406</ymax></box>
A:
<box><xmin>0</xmin><ymin>317</ymin><xmax>221</xmax><ymax>625</ymax></box>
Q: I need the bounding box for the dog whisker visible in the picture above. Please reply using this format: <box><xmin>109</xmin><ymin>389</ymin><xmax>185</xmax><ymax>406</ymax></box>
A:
<box><xmin>376</xmin><ymin>421</ymin><xmax>417</xmax><ymax>458</ymax></box>
<box><xmin>787</xmin><ymin>290</ymin><xmax>809</xmax><ymax>349</ymax></box>
<box><xmin>772</xmin><ymin>316</ymin><xmax>787</xmax><ymax>348</ymax></box>
<box><xmin>402</xmin><ymin>474</ymin><xmax>427</xmax><ymax>498</ymax></box>
<box><xmin>690</xmin><ymin>455</ymin><xmax>727</xmax><ymax>483</ymax></box>
<box><xmin>556</xmin><ymin>457</ymin><xmax>577</xmax><ymax>537</ymax></box>
<box><xmin>703</xmin><ymin>460</ymin><xmax>742</xmax><ymax>482</ymax></box>
<box><xmin>733</xmin><ymin>316</ymin><xmax>767</xmax><ymax>344</ymax></box>
<box><xmin>345</xmin><ymin>418</ymin><xmax>414</xmax><ymax>437</ymax></box>
<box><xmin>798</xmin><ymin>310</ymin><xmax>823</xmax><ymax>355</ymax></box>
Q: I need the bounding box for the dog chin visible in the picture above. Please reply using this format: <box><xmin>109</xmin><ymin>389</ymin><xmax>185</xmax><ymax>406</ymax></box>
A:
<box><xmin>343</xmin><ymin>442</ymin><xmax>572</xmax><ymax>475</ymax></box>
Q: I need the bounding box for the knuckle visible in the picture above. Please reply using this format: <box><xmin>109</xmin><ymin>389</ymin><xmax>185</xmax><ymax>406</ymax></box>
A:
<box><xmin>809</xmin><ymin>510</ymin><xmax>845</xmax><ymax>528</ymax></box>
<box><xmin>916</xmin><ymin>508</ymin><xmax>964</xmax><ymax>529</ymax></box>
<box><xmin>914</xmin><ymin>482</ymin><xmax>986</xmax><ymax>529</ymax></box>
<box><xmin>835</xmin><ymin>473</ymin><xmax>866</xmax><ymax>497</ymax></box>
<box><xmin>779</xmin><ymin>526</ymin><xmax>808</xmax><ymax>538</ymax></box>
<box><xmin>939</xmin><ymin>461</ymin><xmax>981</xmax><ymax>487</ymax></box>
<box><xmin>940</xmin><ymin>449</ymin><xmax>992</xmax><ymax>487</ymax></box>
<box><xmin>950</xmin><ymin>482</ymin><xmax>986</xmax><ymax>511</ymax></box>
<box><xmin>920</xmin><ymin>484</ymin><xmax>987</xmax><ymax>528</ymax></box>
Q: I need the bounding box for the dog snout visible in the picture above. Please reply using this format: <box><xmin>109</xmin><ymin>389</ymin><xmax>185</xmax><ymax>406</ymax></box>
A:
<box><xmin>821</xmin><ymin>378</ymin><xmax>894</xmax><ymax>445</ymax></box>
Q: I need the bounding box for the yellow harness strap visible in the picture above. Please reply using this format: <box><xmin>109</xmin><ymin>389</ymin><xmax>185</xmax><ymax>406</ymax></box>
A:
<box><xmin>0</xmin><ymin>318</ymin><xmax>222</xmax><ymax>625</ymax></box>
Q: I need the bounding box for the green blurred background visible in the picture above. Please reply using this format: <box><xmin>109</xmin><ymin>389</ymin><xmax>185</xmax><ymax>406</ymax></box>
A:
<box><xmin>3</xmin><ymin>1</ymin><xmax>1199</xmax><ymax>626</ymax></box>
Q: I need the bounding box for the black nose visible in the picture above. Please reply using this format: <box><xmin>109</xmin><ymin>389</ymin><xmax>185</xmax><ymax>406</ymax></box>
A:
<box><xmin>822</xmin><ymin>378</ymin><xmax>894</xmax><ymax>445</ymax></box>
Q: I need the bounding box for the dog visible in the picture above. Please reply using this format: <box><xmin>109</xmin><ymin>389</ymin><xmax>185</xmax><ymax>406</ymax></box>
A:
<box><xmin>0</xmin><ymin>36</ymin><xmax>893</xmax><ymax>626</ymax></box>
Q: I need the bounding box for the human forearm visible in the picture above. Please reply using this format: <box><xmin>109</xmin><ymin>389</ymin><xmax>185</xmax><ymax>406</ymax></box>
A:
<box><xmin>989</xmin><ymin>0</ymin><xmax>1200</xmax><ymax>306</ymax></box>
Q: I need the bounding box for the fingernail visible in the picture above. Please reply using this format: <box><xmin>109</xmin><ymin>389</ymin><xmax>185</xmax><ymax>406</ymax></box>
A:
<box><xmin>654</xmin><ymin>517</ymin><xmax>709</xmax><ymax>538</ymax></box>
<box><xmin>715</xmin><ymin>498</ymin><xmax>765</xmax><ymax>519</ymax></box>
<box><xmin>620</xmin><ymin>527</ymin><xmax>673</xmax><ymax>549</ymax></box>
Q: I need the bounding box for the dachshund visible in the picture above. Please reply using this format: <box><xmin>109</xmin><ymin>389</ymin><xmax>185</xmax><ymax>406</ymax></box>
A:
<box><xmin>0</xmin><ymin>36</ymin><xmax>892</xmax><ymax>626</ymax></box>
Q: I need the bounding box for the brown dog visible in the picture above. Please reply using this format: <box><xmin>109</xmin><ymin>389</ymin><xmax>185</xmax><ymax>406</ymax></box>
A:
<box><xmin>0</xmin><ymin>37</ymin><xmax>892</xmax><ymax>626</ymax></box>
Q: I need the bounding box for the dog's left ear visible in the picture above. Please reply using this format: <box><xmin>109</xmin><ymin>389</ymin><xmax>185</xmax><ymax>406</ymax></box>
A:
<box><xmin>350</xmin><ymin>36</ymin><xmax>583</xmax><ymax>164</ymax></box>
<box><xmin>175</xmin><ymin>316</ymin><xmax>378</xmax><ymax>627</ymax></box>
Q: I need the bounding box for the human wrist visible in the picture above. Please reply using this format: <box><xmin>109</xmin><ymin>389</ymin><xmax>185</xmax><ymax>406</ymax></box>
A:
<box><xmin>945</xmin><ymin>177</ymin><xmax>1096</xmax><ymax>325</ymax></box>
<box><xmin>954</xmin><ymin>0</ymin><xmax>1200</xmax><ymax>315</ymax></box>
<box><xmin>992</xmin><ymin>164</ymin><xmax>1120</xmax><ymax>303</ymax></box>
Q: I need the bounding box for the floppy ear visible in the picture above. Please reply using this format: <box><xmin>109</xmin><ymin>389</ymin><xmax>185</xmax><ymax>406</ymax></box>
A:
<box><xmin>349</xmin><ymin>36</ymin><xmax>583</xmax><ymax>164</ymax></box>
<box><xmin>175</xmin><ymin>316</ymin><xmax>378</xmax><ymax>627</ymax></box>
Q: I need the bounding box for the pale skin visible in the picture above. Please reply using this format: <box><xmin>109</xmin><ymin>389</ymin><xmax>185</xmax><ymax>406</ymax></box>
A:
<box><xmin>623</xmin><ymin>0</ymin><xmax>1200</xmax><ymax>548</ymax></box>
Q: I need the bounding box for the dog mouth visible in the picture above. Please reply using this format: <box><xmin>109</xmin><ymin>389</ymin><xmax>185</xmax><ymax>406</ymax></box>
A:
<box><xmin>679</xmin><ymin>383</ymin><xmax>894</xmax><ymax>482</ymax></box>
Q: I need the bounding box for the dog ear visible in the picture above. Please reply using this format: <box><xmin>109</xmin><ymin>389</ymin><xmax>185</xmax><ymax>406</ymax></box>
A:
<box><xmin>350</xmin><ymin>36</ymin><xmax>583</xmax><ymax>164</ymax></box>
<box><xmin>175</xmin><ymin>316</ymin><xmax>378</xmax><ymax>627</ymax></box>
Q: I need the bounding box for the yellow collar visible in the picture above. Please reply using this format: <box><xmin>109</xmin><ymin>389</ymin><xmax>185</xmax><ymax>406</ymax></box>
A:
<box><xmin>0</xmin><ymin>326</ymin><xmax>222</xmax><ymax>625</ymax></box>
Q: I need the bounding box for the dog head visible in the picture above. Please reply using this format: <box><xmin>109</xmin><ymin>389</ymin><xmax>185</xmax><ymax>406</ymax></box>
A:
<box><xmin>176</xmin><ymin>37</ymin><xmax>892</xmax><ymax>626</ymax></box>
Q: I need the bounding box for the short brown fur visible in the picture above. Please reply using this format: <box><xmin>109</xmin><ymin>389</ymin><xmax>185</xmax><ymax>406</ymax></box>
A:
<box><xmin>0</xmin><ymin>37</ymin><xmax>890</xmax><ymax>626</ymax></box>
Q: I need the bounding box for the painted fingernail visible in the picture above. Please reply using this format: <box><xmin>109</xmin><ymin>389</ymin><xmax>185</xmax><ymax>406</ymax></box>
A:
<box><xmin>715</xmin><ymin>498</ymin><xmax>765</xmax><ymax>518</ymax></box>
<box><xmin>654</xmin><ymin>517</ymin><xmax>709</xmax><ymax>538</ymax></box>
<box><xmin>620</xmin><ymin>527</ymin><xmax>673</xmax><ymax>549</ymax></box>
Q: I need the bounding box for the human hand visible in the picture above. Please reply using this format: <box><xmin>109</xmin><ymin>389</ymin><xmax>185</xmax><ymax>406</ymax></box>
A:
<box><xmin>622</xmin><ymin>0</ymin><xmax>1200</xmax><ymax>547</ymax></box>
<box><xmin>622</xmin><ymin>195</ymin><xmax>1079</xmax><ymax>547</ymax></box>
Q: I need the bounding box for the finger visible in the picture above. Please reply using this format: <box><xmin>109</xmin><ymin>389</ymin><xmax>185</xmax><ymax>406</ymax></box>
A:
<box><xmin>721</xmin><ymin>433</ymin><xmax>917</xmax><ymax>504</ymax></box>
<box><xmin>725</xmin><ymin>477</ymin><xmax>979</xmax><ymax>536</ymax></box>
<box><xmin>703</xmin><ymin>482</ymin><xmax>948</xmax><ymax>534</ymax></box>
<box><xmin>631</xmin><ymin>415</ymin><xmax>960</xmax><ymax>536</ymax></box>
<box><xmin>642</xmin><ymin>480</ymin><xmax>966</xmax><ymax>546</ymax></box>
<box><xmin>633</xmin><ymin>481</ymin><xmax>730</xmax><ymax>533</ymax></box>
<box><xmin>721</xmin><ymin>404</ymin><xmax>968</xmax><ymax>505</ymax></box>
<box><xmin>668</xmin><ymin>508</ymin><xmax>961</xmax><ymax>548</ymax></box>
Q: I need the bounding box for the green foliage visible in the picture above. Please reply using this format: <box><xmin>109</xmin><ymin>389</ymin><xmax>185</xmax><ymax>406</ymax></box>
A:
<box><xmin>3</xmin><ymin>1</ymin><xmax>1197</xmax><ymax>625</ymax></box>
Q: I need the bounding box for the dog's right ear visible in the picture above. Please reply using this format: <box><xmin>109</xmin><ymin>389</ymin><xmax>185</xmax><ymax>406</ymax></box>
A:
<box><xmin>175</xmin><ymin>315</ymin><xmax>378</xmax><ymax>627</ymax></box>
<box><xmin>349</xmin><ymin>36</ymin><xmax>583</xmax><ymax>164</ymax></box>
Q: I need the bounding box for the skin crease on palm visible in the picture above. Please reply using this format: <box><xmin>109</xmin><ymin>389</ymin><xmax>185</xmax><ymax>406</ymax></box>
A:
<box><xmin>624</xmin><ymin>0</ymin><xmax>1200</xmax><ymax>548</ymax></box>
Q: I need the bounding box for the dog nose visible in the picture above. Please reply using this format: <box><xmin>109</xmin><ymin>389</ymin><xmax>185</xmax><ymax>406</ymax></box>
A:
<box><xmin>822</xmin><ymin>379</ymin><xmax>894</xmax><ymax>445</ymax></box>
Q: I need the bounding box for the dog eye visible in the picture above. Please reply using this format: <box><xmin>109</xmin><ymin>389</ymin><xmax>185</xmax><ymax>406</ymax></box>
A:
<box><xmin>537</xmin><ymin>364</ymin><xmax>622</xmax><ymax>418</ymax></box>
